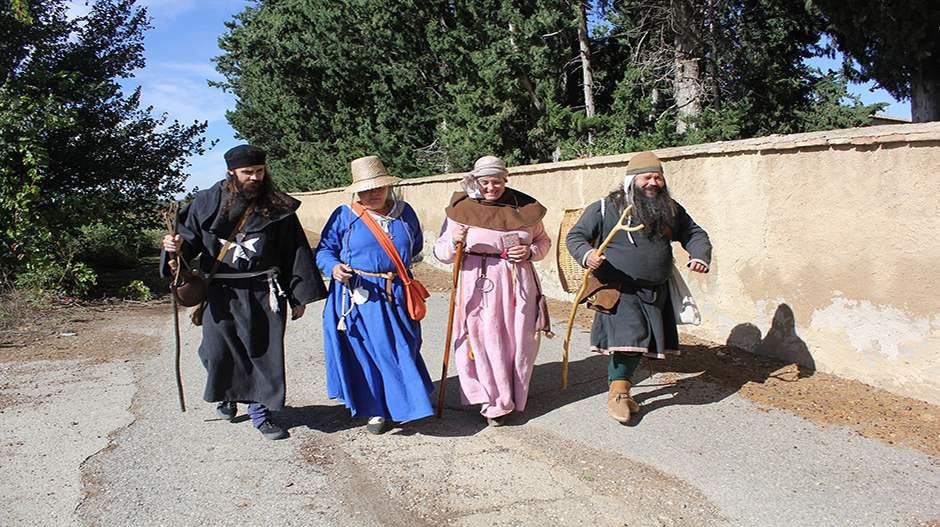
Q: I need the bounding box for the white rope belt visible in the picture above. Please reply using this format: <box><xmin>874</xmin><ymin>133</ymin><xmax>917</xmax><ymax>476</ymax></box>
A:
<box><xmin>212</xmin><ymin>267</ymin><xmax>285</xmax><ymax>313</ymax></box>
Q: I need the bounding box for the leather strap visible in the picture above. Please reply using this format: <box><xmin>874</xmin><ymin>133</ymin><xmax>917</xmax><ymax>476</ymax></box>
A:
<box><xmin>350</xmin><ymin>202</ymin><xmax>412</xmax><ymax>286</ymax></box>
<box><xmin>206</xmin><ymin>200</ymin><xmax>256</xmax><ymax>287</ymax></box>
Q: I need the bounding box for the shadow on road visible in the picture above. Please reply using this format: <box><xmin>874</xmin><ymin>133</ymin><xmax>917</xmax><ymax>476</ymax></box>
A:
<box><xmin>278</xmin><ymin>404</ymin><xmax>362</xmax><ymax>434</ymax></box>
<box><xmin>467</xmin><ymin>337</ymin><xmax>802</xmax><ymax>427</ymax></box>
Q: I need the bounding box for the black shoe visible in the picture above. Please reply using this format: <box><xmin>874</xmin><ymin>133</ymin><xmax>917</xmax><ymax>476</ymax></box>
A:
<box><xmin>258</xmin><ymin>419</ymin><xmax>289</xmax><ymax>440</ymax></box>
<box><xmin>216</xmin><ymin>401</ymin><xmax>237</xmax><ymax>421</ymax></box>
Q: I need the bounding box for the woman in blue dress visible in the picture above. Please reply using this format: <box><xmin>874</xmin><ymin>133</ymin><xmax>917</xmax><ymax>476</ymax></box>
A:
<box><xmin>316</xmin><ymin>156</ymin><xmax>434</xmax><ymax>434</ymax></box>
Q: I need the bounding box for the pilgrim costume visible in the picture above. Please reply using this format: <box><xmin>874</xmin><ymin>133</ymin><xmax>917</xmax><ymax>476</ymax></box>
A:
<box><xmin>316</xmin><ymin>156</ymin><xmax>435</xmax><ymax>433</ymax></box>
<box><xmin>161</xmin><ymin>144</ymin><xmax>327</xmax><ymax>439</ymax></box>
<box><xmin>433</xmin><ymin>156</ymin><xmax>551</xmax><ymax>426</ymax></box>
<box><xmin>565</xmin><ymin>151</ymin><xmax>711</xmax><ymax>422</ymax></box>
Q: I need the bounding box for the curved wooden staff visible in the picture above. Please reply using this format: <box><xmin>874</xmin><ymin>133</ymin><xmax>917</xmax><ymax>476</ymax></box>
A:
<box><xmin>436</xmin><ymin>241</ymin><xmax>464</xmax><ymax>418</ymax></box>
<box><xmin>562</xmin><ymin>205</ymin><xmax>643</xmax><ymax>389</ymax></box>
<box><xmin>165</xmin><ymin>201</ymin><xmax>186</xmax><ymax>412</ymax></box>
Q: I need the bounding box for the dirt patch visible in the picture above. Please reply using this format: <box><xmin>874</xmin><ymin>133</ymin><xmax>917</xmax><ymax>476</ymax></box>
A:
<box><xmin>0</xmin><ymin>257</ymin><xmax>169</xmax><ymax>364</ymax></box>
<box><xmin>299</xmin><ymin>420</ymin><xmax>732</xmax><ymax>527</ymax></box>
<box><xmin>412</xmin><ymin>263</ymin><xmax>940</xmax><ymax>459</ymax></box>
<box><xmin>0</xmin><ymin>299</ymin><xmax>162</xmax><ymax>364</ymax></box>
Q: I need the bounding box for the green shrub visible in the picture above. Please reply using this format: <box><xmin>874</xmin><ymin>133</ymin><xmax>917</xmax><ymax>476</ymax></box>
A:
<box><xmin>75</xmin><ymin>222</ymin><xmax>145</xmax><ymax>270</ymax></box>
<box><xmin>140</xmin><ymin>228</ymin><xmax>166</xmax><ymax>258</ymax></box>
<box><xmin>14</xmin><ymin>257</ymin><xmax>96</xmax><ymax>297</ymax></box>
<box><xmin>120</xmin><ymin>279</ymin><xmax>152</xmax><ymax>301</ymax></box>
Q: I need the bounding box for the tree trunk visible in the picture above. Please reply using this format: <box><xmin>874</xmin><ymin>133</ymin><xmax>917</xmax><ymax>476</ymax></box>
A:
<box><xmin>577</xmin><ymin>1</ymin><xmax>596</xmax><ymax>144</ymax></box>
<box><xmin>650</xmin><ymin>87</ymin><xmax>660</xmax><ymax>124</ymax></box>
<box><xmin>708</xmin><ymin>0</ymin><xmax>720</xmax><ymax>112</ymax></box>
<box><xmin>911</xmin><ymin>59</ymin><xmax>940</xmax><ymax>123</ymax></box>
<box><xmin>577</xmin><ymin>3</ymin><xmax>596</xmax><ymax>119</ymax></box>
<box><xmin>673</xmin><ymin>0</ymin><xmax>701</xmax><ymax>133</ymax></box>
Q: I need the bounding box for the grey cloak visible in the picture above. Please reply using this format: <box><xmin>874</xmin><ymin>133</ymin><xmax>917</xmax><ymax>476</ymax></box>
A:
<box><xmin>566</xmin><ymin>197</ymin><xmax>711</xmax><ymax>358</ymax></box>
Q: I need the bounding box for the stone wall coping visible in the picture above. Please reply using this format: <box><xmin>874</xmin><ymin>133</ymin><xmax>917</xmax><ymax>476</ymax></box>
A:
<box><xmin>292</xmin><ymin>121</ymin><xmax>940</xmax><ymax>196</ymax></box>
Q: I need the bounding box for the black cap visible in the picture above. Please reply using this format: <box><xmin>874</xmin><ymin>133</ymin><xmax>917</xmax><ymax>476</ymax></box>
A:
<box><xmin>224</xmin><ymin>144</ymin><xmax>266</xmax><ymax>170</ymax></box>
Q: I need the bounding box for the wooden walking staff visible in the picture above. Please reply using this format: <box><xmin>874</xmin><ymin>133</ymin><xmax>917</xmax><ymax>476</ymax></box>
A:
<box><xmin>561</xmin><ymin>205</ymin><xmax>643</xmax><ymax>389</ymax></box>
<box><xmin>165</xmin><ymin>202</ymin><xmax>186</xmax><ymax>412</ymax></box>
<box><xmin>436</xmin><ymin>241</ymin><xmax>464</xmax><ymax>418</ymax></box>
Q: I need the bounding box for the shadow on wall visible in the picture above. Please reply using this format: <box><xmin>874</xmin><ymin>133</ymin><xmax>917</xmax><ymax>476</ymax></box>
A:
<box><xmin>727</xmin><ymin>303</ymin><xmax>815</xmax><ymax>370</ymax></box>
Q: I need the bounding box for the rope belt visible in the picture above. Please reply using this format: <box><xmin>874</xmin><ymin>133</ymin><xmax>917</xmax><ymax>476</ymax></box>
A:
<box><xmin>351</xmin><ymin>268</ymin><xmax>399</xmax><ymax>303</ymax></box>
<box><xmin>211</xmin><ymin>267</ymin><xmax>285</xmax><ymax>313</ymax></box>
<box><xmin>336</xmin><ymin>268</ymin><xmax>400</xmax><ymax>332</ymax></box>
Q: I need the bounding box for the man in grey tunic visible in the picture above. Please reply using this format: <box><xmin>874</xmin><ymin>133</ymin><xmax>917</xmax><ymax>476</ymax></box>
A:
<box><xmin>162</xmin><ymin>145</ymin><xmax>327</xmax><ymax>439</ymax></box>
<box><xmin>566</xmin><ymin>151</ymin><xmax>711</xmax><ymax>423</ymax></box>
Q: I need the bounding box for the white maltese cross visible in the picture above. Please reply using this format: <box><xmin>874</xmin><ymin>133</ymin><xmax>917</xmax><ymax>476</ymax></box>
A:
<box><xmin>221</xmin><ymin>233</ymin><xmax>259</xmax><ymax>262</ymax></box>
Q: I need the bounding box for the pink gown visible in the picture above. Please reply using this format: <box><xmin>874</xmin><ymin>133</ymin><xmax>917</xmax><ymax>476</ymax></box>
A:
<box><xmin>434</xmin><ymin>219</ymin><xmax>552</xmax><ymax>418</ymax></box>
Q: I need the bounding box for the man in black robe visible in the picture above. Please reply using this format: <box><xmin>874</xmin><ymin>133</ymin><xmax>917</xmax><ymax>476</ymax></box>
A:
<box><xmin>162</xmin><ymin>145</ymin><xmax>326</xmax><ymax>439</ymax></box>
<box><xmin>566</xmin><ymin>151</ymin><xmax>712</xmax><ymax>423</ymax></box>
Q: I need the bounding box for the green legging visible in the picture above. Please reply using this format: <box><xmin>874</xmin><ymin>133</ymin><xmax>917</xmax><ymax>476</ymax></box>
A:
<box><xmin>608</xmin><ymin>352</ymin><xmax>643</xmax><ymax>384</ymax></box>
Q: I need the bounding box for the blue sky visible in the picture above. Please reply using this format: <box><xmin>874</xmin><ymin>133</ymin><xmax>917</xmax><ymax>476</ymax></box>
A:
<box><xmin>120</xmin><ymin>0</ymin><xmax>249</xmax><ymax>194</ymax></box>
<box><xmin>68</xmin><ymin>1</ymin><xmax>911</xmax><ymax>195</ymax></box>
<box><xmin>69</xmin><ymin>0</ymin><xmax>249</xmax><ymax>194</ymax></box>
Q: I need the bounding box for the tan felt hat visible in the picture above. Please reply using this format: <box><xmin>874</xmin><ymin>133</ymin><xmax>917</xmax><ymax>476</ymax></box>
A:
<box><xmin>346</xmin><ymin>156</ymin><xmax>402</xmax><ymax>193</ymax></box>
<box><xmin>626</xmin><ymin>151</ymin><xmax>663</xmax><ymax>175</ymax></box>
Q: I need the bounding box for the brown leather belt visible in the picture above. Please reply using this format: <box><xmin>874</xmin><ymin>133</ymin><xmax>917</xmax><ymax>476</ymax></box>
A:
<box><xmin>463</xmin><ymin>250</ymin><xmax>506</xmax><ymax>259</ymax></box>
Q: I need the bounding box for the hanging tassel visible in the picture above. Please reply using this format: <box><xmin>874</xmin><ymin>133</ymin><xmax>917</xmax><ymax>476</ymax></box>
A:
<box><xmin>267</xmin><ymin>273</ymin><xmax>286</xmax><ymax>313</ymax></box>
<box><xmin>336</xmin><ymin>281</ymin><xmax>353</xmax><ymax>331</ymax></box>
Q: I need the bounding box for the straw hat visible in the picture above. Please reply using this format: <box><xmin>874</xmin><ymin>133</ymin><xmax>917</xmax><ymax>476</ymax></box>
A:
<box><xmin>346</xmin><ymin>156</ymin><xmax>402</xmax><ymax>193</ymax></box>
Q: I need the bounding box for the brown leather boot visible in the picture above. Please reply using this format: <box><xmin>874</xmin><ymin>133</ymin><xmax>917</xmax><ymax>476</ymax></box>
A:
<box><xmin>607</xmin><ymin>380</ymin><xmax>640</xmax><ymax>423</ymax></box>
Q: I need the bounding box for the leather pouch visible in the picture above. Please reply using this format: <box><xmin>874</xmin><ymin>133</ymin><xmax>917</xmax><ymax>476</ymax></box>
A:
<box><xmin>576</xmin><ymin>275</ymin><xmax>620</xmax><ymax>314</ymax></box>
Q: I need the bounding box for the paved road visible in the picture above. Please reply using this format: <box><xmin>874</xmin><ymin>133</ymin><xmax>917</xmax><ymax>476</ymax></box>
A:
<box><xmin>2</xmin><ymin>290</ymin><xmax>939</xmax><ymax>526</ymax></box>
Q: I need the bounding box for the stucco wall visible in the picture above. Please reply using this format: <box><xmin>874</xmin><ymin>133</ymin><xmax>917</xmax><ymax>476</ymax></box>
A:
<box><xmin>294</xmin><ymin>122</ymin><xmax>940</xmax><ymax>405</ymax></box>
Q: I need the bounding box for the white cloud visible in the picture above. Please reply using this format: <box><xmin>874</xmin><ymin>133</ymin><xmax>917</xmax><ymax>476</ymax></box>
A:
<box><xmin>129</xmin><ymin>63</ymin><xmax>234</xmax><ymax>125</ymax></box>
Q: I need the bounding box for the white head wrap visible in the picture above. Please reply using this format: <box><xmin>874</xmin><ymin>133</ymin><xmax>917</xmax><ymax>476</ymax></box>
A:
<box><xmin>462</xmin><ymin>156</ymin><xmax>508</xmax><ymax>199</ymax></box>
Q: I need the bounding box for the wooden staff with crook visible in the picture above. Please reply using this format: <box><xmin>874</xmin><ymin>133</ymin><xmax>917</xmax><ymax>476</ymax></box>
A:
<box><xmin>436</xmin><ymin>241</ymin><xmax>464</xmax><ymax>418</ymax></box>
<box><xmin>165</xmin><ymin>202</ymin><xmax>186</xmax><ymax>412</ymax></box>
<box><xmin>561</xmin><ymin>204</ymin><xmax>643</xmax><ymax>389</ymax></box>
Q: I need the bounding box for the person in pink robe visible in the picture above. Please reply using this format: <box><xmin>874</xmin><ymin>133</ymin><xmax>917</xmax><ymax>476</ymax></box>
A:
<box><xmin>434</xmin><ymin>156</ymin><xmax>551</xmax><ymax>426</ymax></box>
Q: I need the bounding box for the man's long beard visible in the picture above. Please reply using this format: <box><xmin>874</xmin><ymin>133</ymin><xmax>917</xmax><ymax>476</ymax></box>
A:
<box><xmin>233</xmin><ymin>177</ymin><xmax>263</xmax><ymax>203</ymax></box>
<box><xmin>632</xmin><ymin>183</ymin><xmax>675</xmax><ymax>239</ymax></box>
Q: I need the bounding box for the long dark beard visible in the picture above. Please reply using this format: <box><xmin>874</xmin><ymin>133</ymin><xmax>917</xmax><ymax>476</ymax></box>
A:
<box><xmin>221</xmin><ymin>174</ymin><xmax>265</xmax><ymax>221</ymax></box>
<box><xmin>233</xmin><ymin>177</ymin><xmax>263</xmax><ymax>203</ymax></box>
<box><xmin>632</xmin><ymin>182</ymin><xmax>675</xmax><ymax>239</ymax></box>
